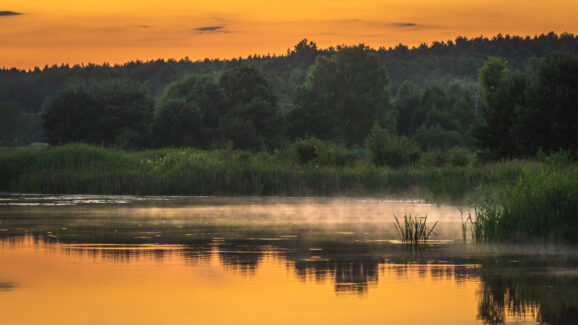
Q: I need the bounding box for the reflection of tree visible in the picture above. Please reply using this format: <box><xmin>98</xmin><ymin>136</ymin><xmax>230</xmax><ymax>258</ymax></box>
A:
<box><xmin>477</xmin><ymin>256</ymin><xmax>578</xmax><ymax>325</ymax></box>
<box><xmin>2</xmin><ymin>221</ymin><xmax>578</xmax><ymax>325</ymax></box>
<box><xmin>294</xmin><ymin>258</ymin><xmax>379</xmax><ymax>294</ymax></box>
<box><xmin>217</xmin><ymin>239</ymin><xmax>264</xmax><ymax>274</ymax></box>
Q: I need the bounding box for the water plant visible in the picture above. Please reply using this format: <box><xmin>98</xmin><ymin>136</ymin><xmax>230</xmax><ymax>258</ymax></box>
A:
<box><xmin>393</xmin><ymin>214</ymin><xmax>438</xmax><ymax>244</ymax></box>
<box><xmin>461</xmin><ymin>168</ymin><xmax>578</xmax><ymax>243</ymax></box>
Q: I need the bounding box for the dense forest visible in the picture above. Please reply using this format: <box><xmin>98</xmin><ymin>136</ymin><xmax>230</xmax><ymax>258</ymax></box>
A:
<box><xmin>1</xmin><ymin>32</ymin><xmax>577</xmax><ymax>162</ymax></box>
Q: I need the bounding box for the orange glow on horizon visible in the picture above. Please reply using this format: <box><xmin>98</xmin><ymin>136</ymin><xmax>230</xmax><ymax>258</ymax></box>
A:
<box><xmin>1</xmin><ymin>0</ymin><xmax>577</xmax><ymax>69</ymax></box>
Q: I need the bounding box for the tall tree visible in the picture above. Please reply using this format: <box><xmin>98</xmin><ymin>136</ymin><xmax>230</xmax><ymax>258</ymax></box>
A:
<box><xmin>219</xmin><ymin>65</ymin><xmax>286</xmax><ymax>150</ymax></box>
<box><xmin>152</xmin><ymin>75</ymin><xmax>225</xmax><ymax>148</ymax></box>
<box><xmin>289</xmin><ymin>45</ymin><xmax>392</xmax><ymax>146</ymax></box>
<box><xmin>513</xmin><ymin>52</ymin><xmax>578</xmax><ymax>155</ymax></box>
<box><xmin>474</xmin><ymin>57</ymin><xmax>523</xmax><ymax>159</ymax></box>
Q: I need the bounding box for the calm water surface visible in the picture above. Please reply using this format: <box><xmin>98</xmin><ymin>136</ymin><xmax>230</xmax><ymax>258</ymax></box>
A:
<box><xmin>0</xmin><ymin>195</ymin><xmax>576</xmax><ymax>325</ymax></box>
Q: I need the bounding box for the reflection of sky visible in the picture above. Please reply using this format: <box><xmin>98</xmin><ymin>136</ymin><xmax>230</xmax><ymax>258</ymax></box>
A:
<box><xmin>1</xmin><ymin>0</ymin><xmax>577</xmax><ymax>68</ymax></box>
<box><xmin>1</xmin><ymin>196</ymin><xmax>575</xmax><ymax>325</ymax></box>
<box><xmin>1</xmin><ymin>235</ymin><xmax>563</xmax><ymax>325</ymax></box>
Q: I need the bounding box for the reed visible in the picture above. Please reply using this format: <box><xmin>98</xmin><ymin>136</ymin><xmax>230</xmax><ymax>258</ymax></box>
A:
<box><xmin>0</xmin><ymin>144</ymin><xmax>551</xmax><ymax>202</ymax></box>
<box><xmin>393</xmin><ymin>214</ymin><xmax>438</xmax><ymax>244</ymax></box>
<box><xmin>463</xmin><ymin>168</ymin><xmax>578</xmax><ymax>243</ymax></box>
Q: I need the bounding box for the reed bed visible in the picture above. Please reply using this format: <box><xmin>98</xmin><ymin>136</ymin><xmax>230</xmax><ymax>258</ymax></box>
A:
<box><xmin>393</xmin><ymin>214</ymin><xmax>438</xmax><ymax>244</ymax></box>
<box><xmin>0</xmin><ymin>144</ymin><xmax>551</xmax><ymax>201</ymax></box>
<box><xmin>462</xmin><ymin>168</ymin><xmax>578</xmax><ymax>243</ymax></box>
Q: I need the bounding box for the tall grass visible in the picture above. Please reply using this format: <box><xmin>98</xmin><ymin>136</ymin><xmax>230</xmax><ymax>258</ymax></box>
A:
<box><xmin>393</xmin><ymin>214</ymin><xmax>438</xmax><ymax>243</ymax></box>
<box><xmin>0</xmin><ymin>144</ymin><xmax>550</xmax><ymax>201</ymax></box>
<box><xmin>463</xmin><ymin>168</ymin><xmax>578</xmax><ymax>243</ymax></box>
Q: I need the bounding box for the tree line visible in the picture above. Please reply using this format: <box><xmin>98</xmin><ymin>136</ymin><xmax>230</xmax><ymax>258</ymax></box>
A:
<box><xmin>1</xmin><ymin>33</ymin><xmax>577</xmax><ymax>163</ymax></box>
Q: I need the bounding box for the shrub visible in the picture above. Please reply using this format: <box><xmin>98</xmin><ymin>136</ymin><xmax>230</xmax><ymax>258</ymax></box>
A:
<box><xmin>365</xmin><ymin>124</ymin><xmax>420</xmax><ymax>168</ymax></box>
<box><xmin>449</xmin><ymin>147</ymin><xmax>470</xmax><ymax>167</ymax></box>
<box><xmin>289</xmin><ymin>137</ymin><xmax>323</xmax><ymax>164</ymax></box>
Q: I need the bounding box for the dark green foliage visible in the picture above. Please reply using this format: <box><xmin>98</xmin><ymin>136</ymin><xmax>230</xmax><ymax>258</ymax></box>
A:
<box><xmin>290</xmin><ymin>138</ymin><xmax>323</xmax><ymax>164</ymax></box>
<box><xmin>475</xmin><ymin>58</ymin><xmax>527</xmax><ymax>159</ymax></box>
<box><xmin>467</xmin><ymin>168</ymin><xmax>578</xmax><ymax>242</ymax></box>
<box><xmin>152</xmin><ymin>75</ymin><xmax>225</xmax><ymax>148</ymax></box>
<box><xmin>289</xmin><ymin>45</ymin><xmax>392</xmax><ymax>146</ymax></box>
<box><xmin>91</xmin><ymin>80</ymin><xmax>154</xmax><ymax>149</ymax></box>
<box><xmin>393</xmin><ymin>80</ymin><xmax>421</xmax><ymax>135</ymax></box>
<box><xmin>288</xmin><ymin>138</ymin><xmax>358</xmax><ymax>167</ymax></box>
<box><xmin>152</xmin><ymin>98</ymin><xmax>206</xmax><ymax>147</ymax></box>
<box><xmin>514</xmin><ymin>52</ymin><xmax>578</xmax><ymax>155</ymax></box>
<box><xmin>365</xmin><ymin>124</ymin><xmax>420</xmax><ymax>168</ymax></box>
<box><xmin>0</xmin><ymin>144</ymin><xmax>541</xmax><ymax>201</ymax></box>
<box><xmin>475</xmin><ymin>52</ymin><xmax>578</xmax><ymax>159</ymax></box>
<box><xmin>42</xmin><ymin>87</ymin><xmax>97</xmax><ymax>145</ymax></box>
<box><xmin>0</xmin><ymin>102</ymin><xmax>30</xmax><ymax>146</ymax></box>
<box><xmin>219</xmin><ymin>65</ymin><xmax>286</xmax><ymax>150</ymax></box>
<box><xmin>2</xmin><ymin>33</ymin><xmax>577</xmax><ymax>144</ymax></box>
<box><xmin>42</xmin><ymin>80</ymin><xmax>154</xmax><ymax>149</ymax></box>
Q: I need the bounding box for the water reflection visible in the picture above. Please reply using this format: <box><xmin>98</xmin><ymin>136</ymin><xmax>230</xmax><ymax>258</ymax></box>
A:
<box><xmin>0</xmin><ymin>196</ymin><xmax>576</xmax><ymax>325</ymax></box>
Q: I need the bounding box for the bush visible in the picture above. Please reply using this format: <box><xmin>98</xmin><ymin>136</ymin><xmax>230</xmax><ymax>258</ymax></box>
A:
<box><xmin>419</xmin><ymin>150</ymin><xmax>449</xmax><ymax>167</ymax></box>
<box><xmin>290</xmin><ymin>137</ymin><xmax>323</xmax><ymax>164</ymax></box>
<box><xmin>449</xmin><ymin>147</ymin><xmax>470</xmax><ymax>167</ymax></box>
<box><xmin>365</xmin><ymin>124</ymin><xmax>420</xmax><ymax>168</ymax></box>
<box><xmin>317</xmin><ymin>144</ymin><xmax>359</xmax><ymax>168</ymax></box>
<box><xmin>288</xmin><ymin>138</ymin><xmax>359</xmax><ymax>168</ymax></box>
<box><xmin>468</xmin><ymin>168</ymin><xmax>578</xmax><ymax>242</ymax></box>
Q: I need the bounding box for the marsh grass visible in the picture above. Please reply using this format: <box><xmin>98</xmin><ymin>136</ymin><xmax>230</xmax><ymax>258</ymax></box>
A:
<box><xmin>393</xmin><ymin>214</ymin><xmax>438</xmax><ymax>244</ymax></box>
<box><xmin>0</xmin><ymin>144</ymin><xmax>552</xmax><ymax>201</ymax></box>
<box><xmin>461</xmin><ymin>168</ymin><xmax>578</xmax><ymax>243</ymax></box>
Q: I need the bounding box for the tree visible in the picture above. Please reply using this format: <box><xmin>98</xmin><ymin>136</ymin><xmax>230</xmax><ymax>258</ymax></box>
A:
<box><xmin>151</xmin><ymin>98</ymin><xmax>206</xmax><ymax>147</ymax></box>
<box><xmin>42</xmin><ymin>80</ymin><xmax>154</xmax><ymax>149</ymax></box>
<box><xmin>289</xmin><ymin>45</ymin><xmax>392</xmax><ymax>146</ymax></box>
<box><xmin>219</xmin><ymin>65</ymin><xmax>286</xmax><ymax>150</ymax></box>
<box><xmin>365</xmin><ymin>124</ymin><xmax>420</xmax><ymax>168</ymax></box>
<box><xmin>513</xmin><ymin>52</ymin><xmax>578</xmax><ymax>155</ymax></box>
<box><xmin>0</xmin><ymin>101</ymin><xmax>29</xmax><ymax>146</ymax></box>
<box><xmin>42</xmin><ymin>87</ymin><xmax>97</xmax><ymax>145</ymax></box>
<box><xmin>92</xmin><ymin>80</ymin><xmax>154</xmax><ymax>148</ymax></box>
<box><xmin>393</xmin><ymin>80</ymin><xmax>421</xmax><ymax>135</ymax></box>
<box><xmin>152</xmin><ymin>75</ymin><xmax>226</xmax><ymax>148</ymax></box>
<box><xmin>474</xmin><ymin>58</ymin><xmax>524</xmax><ymax>159</ymax></box>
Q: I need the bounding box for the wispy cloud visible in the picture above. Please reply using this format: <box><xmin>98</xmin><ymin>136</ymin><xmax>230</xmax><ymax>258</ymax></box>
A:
<box><xmin>0</xmin><ymin>282</ymin><xmax>16</xmax><ymax>291</ymax></box>
<box><xmin>195</xmin><ymin>26</ymin><xmax>223</xmax><ymax>32</ymax></box>
<box><xmin>193</xmin><ymin>26</ymin><xmax>232</xmax><ymax>34</ymax></box>
<box><xmin>0</xmin><ymin>11</ymin><xmax>21</xmax><ymax>17</ymax></box>
<box><xmin>391</xmin><ymin>22</ymin><xmax>417</xmax><ymax>28</ymax></box>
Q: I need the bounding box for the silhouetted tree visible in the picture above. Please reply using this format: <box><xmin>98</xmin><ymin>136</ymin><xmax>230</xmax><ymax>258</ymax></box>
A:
<box><xmin>289</xmin><ymin>45</ymin><xmax>392</xmax><ymax>146</ymax></box>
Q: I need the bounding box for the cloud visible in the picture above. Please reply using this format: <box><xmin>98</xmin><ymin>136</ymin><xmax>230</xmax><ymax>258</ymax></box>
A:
<box><xmin>392</xmin><ymin>22</ymin><xmax>417</xmax><ymax>27</ymax></box>
<box><xmin>0</xmin><ymin>11</ymin><xmax>21</xmax><ymax>16</ymax></box>
<box><xmin>389</xmin><ymin>22</ymin><xmax>435</xmax><ymax>29</ymax></box>
<box><xmin>0</xmin><ymin>282</ymin><xmax>16</xmax><ymax>291</ymax></box>
<box><xmin>193</xmin><ymin>26</ymin><xmax>230</xmax><ymax>34</ymax></box>
<box><xmin>139</xmin><ymin>25</ymin><xmax>151</xmax><ymax>29</ymax></box>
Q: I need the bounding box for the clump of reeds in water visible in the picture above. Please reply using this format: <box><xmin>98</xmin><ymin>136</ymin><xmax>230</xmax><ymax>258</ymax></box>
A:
<box><xmin>393</xmin><ymin>214</ymin><xmax>438</xmax><ymax>244</ymax></box>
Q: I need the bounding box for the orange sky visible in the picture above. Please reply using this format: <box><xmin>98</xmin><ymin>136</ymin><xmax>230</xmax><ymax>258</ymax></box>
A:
<box><xmin>1</xmin><ymin>0</ymin><xmax>577</xmax><ymax>69</ymax></box>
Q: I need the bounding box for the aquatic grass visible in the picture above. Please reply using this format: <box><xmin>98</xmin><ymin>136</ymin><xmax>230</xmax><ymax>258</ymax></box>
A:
<box><xmin>461</xmin><ymin>167</ymin><xmax>578</xmax><ymax>243</ymax></box>
<box><xmin>0</xmin><ymin>144</ymin><xmax>555</xmax><ymax>202</ymax></box>
<box><xmin>393</xmin><ymin>214</ymin><xmax>438</xmax><ymax>244</ymax></box>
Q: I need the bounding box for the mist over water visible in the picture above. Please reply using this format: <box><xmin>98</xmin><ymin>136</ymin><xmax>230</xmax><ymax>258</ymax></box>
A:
<box><xmin>1</xmin><ymin>195</ymin><xmax>576</xmax><ymax>324</ymax></box>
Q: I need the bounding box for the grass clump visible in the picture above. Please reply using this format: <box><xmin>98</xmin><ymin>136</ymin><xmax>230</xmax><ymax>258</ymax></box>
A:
<box><xmin>0</xmin><ymin>144</ymin><xmax>554</xmax><ymax>202</ymax></box>
<box><xmin>393</xmin><ymin>214</ymin><xmax>438</xmax><ymax>244</ymax></box>
<box><xmin>463</xmin><ymin>168</ymin><xmax>578</xmax><ymax>243</ymax></box>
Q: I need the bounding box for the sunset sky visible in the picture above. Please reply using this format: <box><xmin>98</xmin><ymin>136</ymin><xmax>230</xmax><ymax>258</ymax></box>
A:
<box><xmin>1</xmin><ymin>0</ymin><xmax>577</xmax><ymax>69</ymax></box>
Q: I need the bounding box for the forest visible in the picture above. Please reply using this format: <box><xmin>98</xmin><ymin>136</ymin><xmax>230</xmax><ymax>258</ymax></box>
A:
<box><xmin>1</xmin><ymin>32</ymin><xmax>577</xmax><ymax>163</ymax></box>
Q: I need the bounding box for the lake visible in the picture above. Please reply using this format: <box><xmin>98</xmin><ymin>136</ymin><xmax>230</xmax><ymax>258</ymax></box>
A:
<box><xmin>1</xmin><ymin>195</ymin><xmax>576</xmax><ymax>324</ymax></box>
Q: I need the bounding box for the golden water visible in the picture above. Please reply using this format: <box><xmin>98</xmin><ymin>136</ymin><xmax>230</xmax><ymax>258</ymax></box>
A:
<box><xmin>0</xmin><ymin>196</ymin><xmax>574</xmax><ymax>324</ymax></box>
